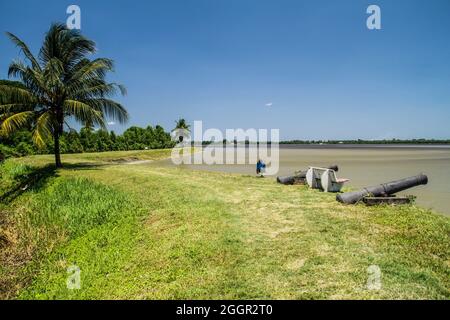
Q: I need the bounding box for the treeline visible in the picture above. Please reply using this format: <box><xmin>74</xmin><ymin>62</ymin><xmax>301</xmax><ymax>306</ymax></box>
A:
<box><xmin>0</xmin><ymin>125</ymin><xmax>175</xmax><ymax>159</ymax></box>
<box><xmin>280</xmin><ymin>139</ymin><xmax>450</xmax><ymax>145</ymax></box>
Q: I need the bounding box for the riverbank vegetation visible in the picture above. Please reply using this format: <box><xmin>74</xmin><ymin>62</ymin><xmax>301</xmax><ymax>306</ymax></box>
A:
<box><xmin>1</xmin><ymin>150</ymin><xmax>449</xmax><ymax>299</ymax></box>
<box><xmin>0</xmin><ymin>126</ymin><xmax>175</xmax><ymax>160</ymax></box>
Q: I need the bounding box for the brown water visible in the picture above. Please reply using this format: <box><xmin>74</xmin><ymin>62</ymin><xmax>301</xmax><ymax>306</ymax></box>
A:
<box><xmin>155</xmin><ymin>145</ymin><xmax>450</xmax><ymax>216</ymax></box>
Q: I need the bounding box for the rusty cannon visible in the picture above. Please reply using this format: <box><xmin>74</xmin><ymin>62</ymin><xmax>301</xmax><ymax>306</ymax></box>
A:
<box><xmin>277</xmin><ymin>165</ymin><xmax>338</xmax><ymax>185</ymax></box>
<box><xmin>336</xmin><ymin>174</ymin><xmax>428</xmax><ymax>204</ymax></box>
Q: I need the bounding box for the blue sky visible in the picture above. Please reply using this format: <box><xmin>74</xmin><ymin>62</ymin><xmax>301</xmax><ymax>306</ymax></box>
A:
<box><xmin>1</xmin><ymin>0</ymin><xmax>449</xmax><ymax>140</ymax></box>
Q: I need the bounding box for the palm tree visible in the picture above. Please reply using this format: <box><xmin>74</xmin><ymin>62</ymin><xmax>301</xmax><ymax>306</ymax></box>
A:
<box><xmin>173</xmin><ymin>118</ymin><xmax>190</xmax><ymax>143</ymax></box>
<box><xmin>0</xmin><ymin>23</ymin><xmax>128</xmax><ymax>167</ymax></box>
<box><xmin>174</xmin><ymin>118</ymin><xmax>190</xmax><ymax>131</ymax></box>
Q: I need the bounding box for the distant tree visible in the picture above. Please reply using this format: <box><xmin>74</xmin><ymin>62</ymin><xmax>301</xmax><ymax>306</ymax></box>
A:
<box><xmin>80</xmin><ymin>127</ymin><xmax>96</xmax><ymax>152</ymax></box>
<box><xmin>173</xmin><ymin>118</ymin><xmax>190</xmax><ymax>143</ymax></box>
<box><xmin>64</xmin><ymin>130</ymin><xmax>83</xmax><ymax>153</ymax></box>
<box><xmin>174</xmin><ymin>118</ymin><xmax>190</xmax><ymax>131</ymax></box>
<box><xmin>0</xmin><ymin>122</ymin><xmax>176</xmax><ymax>159</ymax></box>
<box><xmin>83</xmin><ymin>119</ymin><xmax>96</xmax><ymax>133</ymax></box>
<box><xmin>123</xmin><ymin>126</ymin><xmax>147</xmax><ymax>150</ymax></box>
<box><xmin>154</xmin><ymin>125</ymin><xmax>172</xmax><ymax>148</ymax></box>
<box><xmin>96</xmin><ymin>129</ymin><xmax>112</xmax><ymax>151</ymax></box>
<box><xmin>110</xmin><ymin>131</ymin><xmax>117</xmax><ymax>150</ymax></box>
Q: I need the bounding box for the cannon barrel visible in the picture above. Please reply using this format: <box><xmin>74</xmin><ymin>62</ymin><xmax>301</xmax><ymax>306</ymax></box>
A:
<box><xmin>277</xmin><ymin>175</ymin><xmax>300</xmax><ymax>185</ymax></box>
<box><xmin>277</xmin><ymin>165</ymin><xmax>338</xmax><ymax>185</ymax></box>
<box><xmin>327</xmin><ymin>165</ymin><xmax>339</xmax><ymax>172</ymax></box>
<box><xmin>296</xmin><ymin>165</ymin><xmax>338</xmax><ymax>179</ymax></box>
<box><xmin>336</xmin><ymin>174</ymin><xmax>428</xmax><ymax>204</ymax></box>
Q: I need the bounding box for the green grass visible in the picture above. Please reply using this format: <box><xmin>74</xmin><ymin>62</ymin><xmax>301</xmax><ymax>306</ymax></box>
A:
<box><xmin>15</xmin><ymin>177</ymin><xmax>145</xmax><ymax>299</ymax></box>
<box><xmin>0</xmin><ymin>159</ymin><xmax>34</xmax><ymax>194</ymax></box>
<box><xmin>1</xmin><ymin>150</ymin><xmax>449</xmax><ymax>299</ymax></box>
<box><xmin>21</xmin><ymin>149</ymin><xmax>174</xmax><ymax>166</ymax></box>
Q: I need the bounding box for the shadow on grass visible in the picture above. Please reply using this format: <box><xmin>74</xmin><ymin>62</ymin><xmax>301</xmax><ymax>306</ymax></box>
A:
<box><xmin>60</xmin><ymin>162</ymin><xmax>111</xmax><ymax>170</ymax></box>
<box><xmin>0</xmin><ymin>161</ymin><xmax>111</xmax><ymax>204</ymax></box>
<box><xmin>0</xmin><ymin>165</ymin><xmax>58</xmax><ymax>204</ymax></box>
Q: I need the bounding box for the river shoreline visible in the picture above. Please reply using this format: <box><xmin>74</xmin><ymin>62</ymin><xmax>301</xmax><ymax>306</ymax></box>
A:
<box><xmin>160</xmin><ymin>145</ymin><xmax>450</xmax><ymax>216</ymax></box>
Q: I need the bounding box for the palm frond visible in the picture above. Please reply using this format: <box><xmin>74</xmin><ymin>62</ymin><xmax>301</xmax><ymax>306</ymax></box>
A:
<box><xmin>33</xmin><ymin>111</ymin><xmax>54</xmax><ymax>148</ymax></box>
<box><xmin>7</xmin><ymin>60</ymin><xmax>51</xmax><ymax>102</ymax></box>
<box><xmin>0</xmin><ymin>82</ymin><xmax>38</xmax><ymax>106</ymax></box>
<box><xmin>78</xmin><ymin>98</ymin><xmax>128</xmax><ymax>124</ymax></box>
<box><xmin>70</xmin><ymin>81</ymin><xmax>127</xmax><ymax>99</ymax></box>
<box><xmin>43</xmin><ymin>57</ymin><xmax>64</xmax><ymax>90</ymax></box>
<box><xmin>0</xmin><ymin>104</ymin><xmax>34</xmax><ymax>114</ymax></box>
<box><xmin>70</xmin><ymin>58</ymin><xmax>114</xmax><ymax>82</ymax></box>
<box><xmin>63</xmin><ymin>99</ymin><xmax>107</xmax><ymax>129</ymax></box>
<box><xmin>0</xmin><ymin>111</ymin><xmax>34</xmax><ymax>135</ymax></box>
<box><xmin>5</xmin><ymin>32</ymin><xmax>41</xmax><ymax>70</ymax></box>
<box><xmin>39</xmin><ymin>23</ymin><xmax>96</xmax><ymax>68</ymax></box>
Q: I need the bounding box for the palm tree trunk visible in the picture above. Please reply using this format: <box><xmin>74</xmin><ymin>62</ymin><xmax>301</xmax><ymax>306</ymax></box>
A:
<box><xmin>54</xmin><ymin>132</ymin><xmax>62</xmax><ymax>168</ymax></box>
<box><xmin>54</xmin><ymin>108</ymin><xmax>63</xmax><ymax>168</ymax></box>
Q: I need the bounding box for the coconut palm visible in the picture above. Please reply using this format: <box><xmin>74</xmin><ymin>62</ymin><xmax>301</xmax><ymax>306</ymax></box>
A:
<box><xmin>173</xmin><ymin>118</ymin><xmax>190</xmax><ymax>143</ymax></box>
<box><xmin>0</xmin><ymin>23</ymin><xmax>128</xmax><ymax>167</ymax></box>
<box><xmin>174</xmin><ymin>118</ymin><xmax>190</xmax><ymax>131</ymax></box>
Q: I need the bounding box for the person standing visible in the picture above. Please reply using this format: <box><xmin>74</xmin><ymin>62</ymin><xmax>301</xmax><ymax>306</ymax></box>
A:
<box><xmin>256</xmin><ymin>159</ymin><xmax>266</xmax><ymax>176</ymax></box>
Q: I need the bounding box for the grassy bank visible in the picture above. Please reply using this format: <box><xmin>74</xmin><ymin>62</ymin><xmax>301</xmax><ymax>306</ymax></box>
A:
<box><xmin>1</xmin><ymin>150</ymin><xmax>449</xmax><ymax>299</ymax></box>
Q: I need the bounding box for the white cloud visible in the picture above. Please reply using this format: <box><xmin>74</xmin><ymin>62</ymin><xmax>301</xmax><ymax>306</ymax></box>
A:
<box><xmin>107</xmin><ymin>121</ymin><xmax>116</xmax><ymax>126</ymax></box>
<box><xmin>265</xmin><ymin>102</ymin><xmax>273</xmax><ymax>107</ymax></box>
